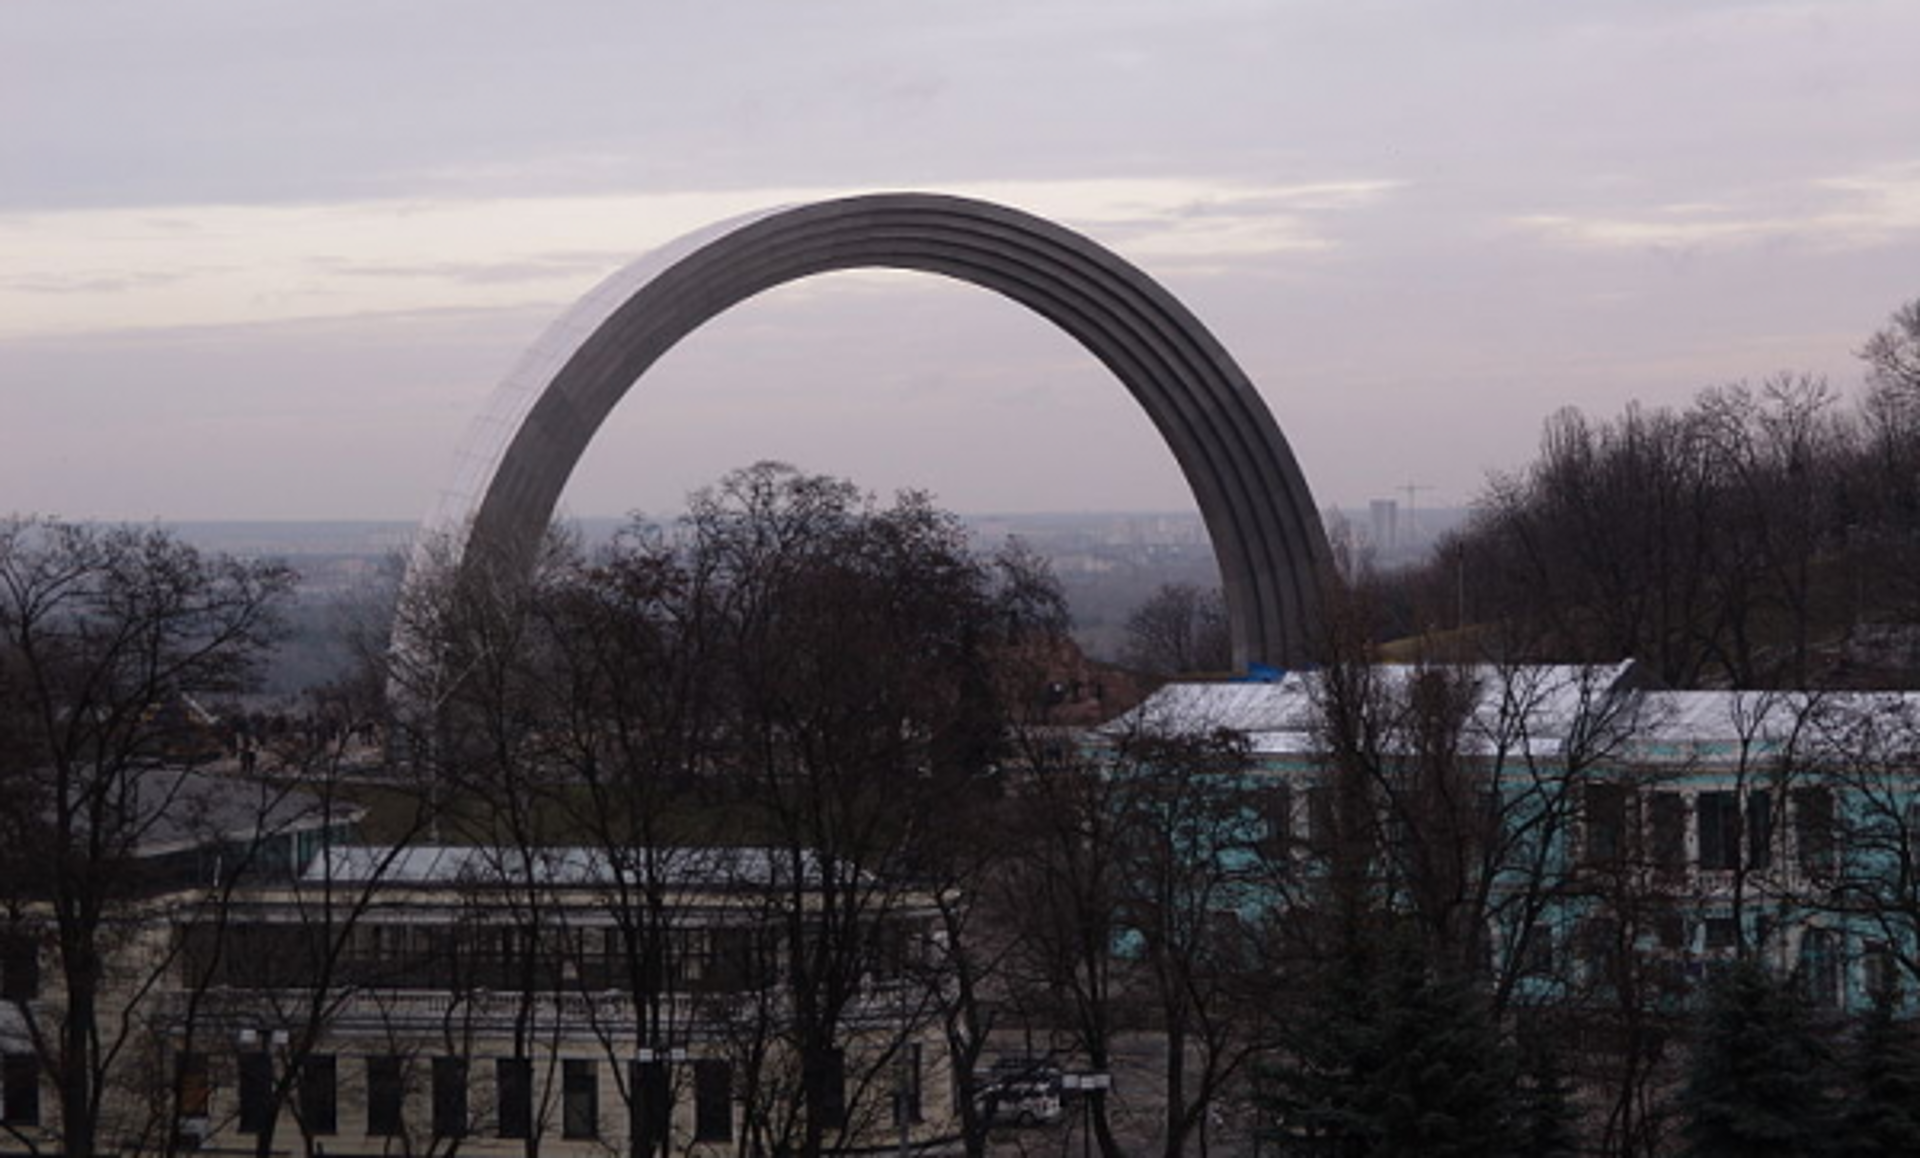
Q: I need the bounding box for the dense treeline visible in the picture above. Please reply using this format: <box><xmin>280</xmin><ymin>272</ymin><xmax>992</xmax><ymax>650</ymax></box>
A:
<box><xmin>1395</xmin><ymin>299</ymin><xmax>1920</xmax><ymax>689</ymax></box>
<box><xmin>1244</xmin><ymin>596</ymin><xmax>1920</xmax><ymax>1157</ymax></box>
<box><xmin>5</xmin><ymin>466</ymin><xmax>1256</xmax><ymax>1158</ymax></box>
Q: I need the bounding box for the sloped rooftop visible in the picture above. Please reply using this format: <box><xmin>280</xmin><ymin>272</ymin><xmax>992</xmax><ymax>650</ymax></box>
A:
<box><xmin>306</xmin><ymin>844</ymin><xmax>829</xmax><ymax>890</ymax></box>
<box><xmin>80</xmin><ymin>766</ymin><xmax>357</xmax><ymax>858</ymax></box>
<box><xmin>1110</xmin><ymin>662</ymin><xmax>1920</xmax><ymax>763</ymax></box>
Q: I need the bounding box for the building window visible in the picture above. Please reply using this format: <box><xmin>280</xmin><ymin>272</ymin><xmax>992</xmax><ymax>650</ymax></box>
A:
<box><xmin>563</xmin><ymin>1059</ymin><xmax>598</xmax><ymax>1139</ymax></box>
<box><xmin>1795</xmin><ymin>788</ymin><xmax>1836</xmax><ymax>877</ymax></box>
<box><xmin>1</xmin><ymin>933</ymin><xmax>38</xmax><ymax>1002</ymax></box>
<box><xmin>895</xmin><ymin>1044</ymin><xmax>922</xmax><ymax>1126</ymax></box>
<box><xmin>3</xmin><ymin>1054</ymin><xmax>41</xmax><ymax>1127</ymax></box>
<box><xmin>1704</xmin><ymin>917</ymin><xmax>1739</xmax><ymax>953</ymax></box>
<box><xmin>1649</xmin><ymin>792</ymin><xmax>1686</xmax><ymax>876</ymax></box>
<box><xmin>1747</xmin><ymin>789</ymin><xmax>1774</xmax><ymax>871</ymax></box>
<box><xmin>1585</xmin><ymin>784</ymin><xmax>1627</xmax><ymax>864</ymax></box>
<box><xmin>811</xmin><ymin>1048</ymin><xmax>846</xmax><ymax>1132</ymax></box>
<box><xmin>176</xmin><ymin>1052</ymin><xmax>211</xmax><ymax>1119</ymax></box>
<box><xmin>1864</xmin><ymin>940</ymin><xmax>1899</xmax><ymax>1003</ymax></box>
<box><xmin>1698</xmin><ymin>792</ymin><xmax>1740</xmax><ymax>871</ymax></box>
<box><xmin>868</xmin><ymin>921</ymin><xmax>912</xmax><ymax>983</ymax></box>
<box><xmin>432</xmin><ymin>1057</ymin><xmax>468</xmax><ymax>1139</ymax></box>
<box><xmin>686</xmin><ymin>926</ymin><xmax>765</xmax><ymax>994</ymax></box>
<box><xmin>1259</xmin><ymin>783</ymin><xmax>1292</xmax><ymax>864</ymax></box>
<box><xmin>1799</xmin><ymin>927</ymin><xmax>1841</xmax><ymax>1008</ymax></box>
<box><xmin>367</xmin><ymin>1056</ymin><xmax>405</xmax><ymax>1137</ymax></box>
<box><xmin>1579</xmin><ymin>917</ymin><xmax>1618</xmax><ymax>987</ymax></box>
<box><xmin>631</xmin><ymin>1059</ymin><xmax>669</xmax><ymax>1155</ymax></box>
<box><xmin>1516</xmin><ymin>927</ymin><xmax>1555</xmax><ymax>977</ymax></box>
<box><xmin>1307</xmin><ymin>786</ymin><xmax>1336</xmax><ymax>855</ymax></box>
<box><xmin>238</xmin><ymin>1052</ymin><xmax>273</xmax><ymax>1135</ymax></box>
<box><xmin>300</xmin><ymin>1055</ymin><xmax>337</xmax><ymax>1136</ymax></box>
<box><xmin>1654</xmin><ymin>911</ymin><xmax>1687</xmax><ymax>952</ymax></box>
<box><xmin>694</xmin><ymin>1060</ymin><xmax>733</xmax><ymax>1143</ymax></box>
<box><xmin>497</xmin><ymin>1058</ymin><xmax>533</xmax><ymax>1140</ymax></box>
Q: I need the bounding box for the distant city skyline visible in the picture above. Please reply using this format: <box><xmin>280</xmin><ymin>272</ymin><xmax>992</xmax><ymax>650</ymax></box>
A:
<box><xmin>4</xmin><ymin>2</ymin><xmax>1916</xmax><ymax>522</ymax></box>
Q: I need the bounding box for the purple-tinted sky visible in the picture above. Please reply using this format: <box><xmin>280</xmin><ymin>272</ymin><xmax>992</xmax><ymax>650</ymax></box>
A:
<box><xmin>3</xmin><ymin>0</ymin><xmax>1916</xmax><ymax>521</ymax></box>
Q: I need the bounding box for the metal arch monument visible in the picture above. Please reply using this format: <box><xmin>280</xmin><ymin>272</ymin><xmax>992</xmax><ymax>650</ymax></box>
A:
<box><xmin>420</xmin><ymin>192</ymin><xmax>1332</xmax><ymax>670</ymax></box>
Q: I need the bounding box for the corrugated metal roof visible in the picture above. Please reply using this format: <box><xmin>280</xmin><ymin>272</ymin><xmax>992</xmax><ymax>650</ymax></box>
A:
<box><xmin>1110</xmin><ymin>664</ymin><xmax>1920</xmax><ymax>763</ymax></box>
<box><xmin>305</xmin><ymin>845</ymin><xmax>824</xmax><ymax>889</ymax></box>
<box><xmin>1110</xmin><ymin>663</ymin><xmax>1638</xmax><ymax>753</ymax></box>
<box><xmin>82</xmin><ymin>767</ymin><xmax>356</xmax><ymax>858</ymax></box>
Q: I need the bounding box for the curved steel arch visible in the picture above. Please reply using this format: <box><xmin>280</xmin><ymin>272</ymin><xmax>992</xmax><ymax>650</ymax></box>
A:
<box><xmin>424</xmin><ymin>192</ymin><xmax>1330</xmax><ymax>669</ymax></box>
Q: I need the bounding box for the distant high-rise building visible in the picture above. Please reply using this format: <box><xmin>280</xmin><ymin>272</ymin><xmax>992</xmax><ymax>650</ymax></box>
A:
<box><xmin>1369</xmin><ymin>499</ymin><xmax>1398</xmax><ymax>553</ymax></box>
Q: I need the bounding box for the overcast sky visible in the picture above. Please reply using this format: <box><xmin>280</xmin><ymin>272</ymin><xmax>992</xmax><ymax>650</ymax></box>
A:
<box><xmin>3</xmin><ymin>0</ymin><xmax>1916</xmax><ymax>523</ymax></box>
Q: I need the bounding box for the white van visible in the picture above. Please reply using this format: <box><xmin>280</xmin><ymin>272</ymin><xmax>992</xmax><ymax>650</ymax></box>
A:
<box><xmin>974</xmin><ymin>1060</ymin><xmax>1064</xmax><ymax>1126</ymax></box>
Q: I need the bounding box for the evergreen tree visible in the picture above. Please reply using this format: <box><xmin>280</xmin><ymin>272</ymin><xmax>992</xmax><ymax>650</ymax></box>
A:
<box><xmin>1836</xmin><ymin>991</ymin><xmax>1920</xmax><ymax>1156</ymax></box>
<box><xmin>1260</xmin><ymin>937</ymin><xmax>1522</xmax><ymax>1157</ymax></box>
<box><xmin>1514</xmin><ymin>1023</ymin><xmax>1581</xmax><ymax>1158</ymax></box>
<box><xmin>1259</xmin><ymin>946</ymin><xmax>1386</xmax><ymax>1155</ymax></box>
<box><xmin>1680</xmin><ymin>959</ymin><xmax>1836</xmax><ymax>1158</ymax></box>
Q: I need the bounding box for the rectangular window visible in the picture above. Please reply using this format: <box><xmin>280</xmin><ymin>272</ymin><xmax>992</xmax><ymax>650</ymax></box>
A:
<box><xmin>679</xmin><ymin>927</ymin><xmax>711</xmax><ymax>991</ymax></box>
<box><xmin>1747</xmin><ymin>790</ymin><xmax>1774</xmax><ymax>871</ymax></box>
<box><xmin>300</xmin><ymin>1055</ymin><xmax>337</xmax><ymax>1136</ymax></box>
<box><xmin>812</xmin><ymin>1048</ymin><xmax>846</xmax><ymax>1132</ymax></box>
<box><xmin>1795</xmin><ymin>788</ymin><xmax>1835</xmax><ymax>877</ymax></box>
<box><xmin>1259</xmin><ymin>783</ymin><xmax>1292</xmax><ymax>864</ymax></box>
<box><xmin>1580</xmin><ymin>917</ymin><xmax>1618</xmax><ymax>986</ymax></box>
<box><xmin>1800</xmin><ymin>927</ymin><xmax>1841</xmax><ymax>1008</ymax></box>
<box><xmin>1704</xmin><ymin>917</ymin><xmax>1739</xmax><ymax>953</ymax></box>
<box><xmin>718</xmin><ymin>926</ymin><xmax>768</xmax><ymax>993</ymax></box>
<box><xmin>3</xmin><ymin>1054</ymin><xmax>41</xmax><ymax>1127</ymax></box>
<box><xmin>497</xmin><ymin>1058</ymin><xmax>533</xmax><ymax>1140</ymax></box>
<box><xmin>1650</xmin><ymin>792</ymin><xmax>1686</xmax><ymax>876</ymax></box>
<box><xmin>1585</xmin><ymin>784</ymin><xmax>1627</xmax><ymax>864</ymax></box>
<box><xmin>563</xmin><ymin>1059</ymin><xmax>598</xmax><ymax>1139</ymax></box>
<box><xmin>1865</xmin><ymin>941</ymin><xmax>1899</xmax><ymax>1002</ymax></box>
<box><xmin>631</xmin><ymin>1059</ymin><xmax>670</xmax><ymax>1155</ymax></box>
<box><xmin>1307</xmin><ymin>787</ymin><xmax>1335</xmax><ymax>854</ymax></box>
<box><xmin>238</xmin><ymin>1052</ymin><xmax>273</xmax><ymax>1134</ymax></box>
<box><xmin>1517</xmin><ymin>927</ymin><xmax>1554</xmax><ymax>977</ymax></box>
<box><xmin>868</xmin><ymin>922</ymin><xmax>910</xmax><ymax>983</ymax></box>
<box><xmin>1698</xmin><ymin>792</ymin><xmax>1740</xmax><ymax>871</ymax></box>
<box><xmin>1</xmin><ymin>933</ymin><xmax>38</xmax><ymax>1002</ymax></box>
<box><xmin>176</xmin><ymin>1052</ymin><xmax>211</xmax><ymax>1118</ymax></box>
<box><xmin>367</xmin><ymin>1056</ymin><xmax>404</xmax><ymax>1138</ymax></box>
<box><xmin>432</xmin><ymin>1057</ymin><xmax>468</xmax><ymax>1139</ymax></box>
<box><xmin>694</xmin><ymin>1060</ymin><xmax>732</xmax><ymax>1143</ymax></box>
<box><xmin>897</xmin><ymin>1043</ymin><xmax>922</xmax><ymax>1126</ymax></box>
<box><xmin>1654</xmin><ymin>912</ymin><xmax>1687</xmax><ymax>951</ymax></box>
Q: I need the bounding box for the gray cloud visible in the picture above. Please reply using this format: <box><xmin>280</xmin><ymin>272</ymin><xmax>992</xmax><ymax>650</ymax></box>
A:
<box><xmin>306</xmin><ymin>251</ymin><xmax>626</xmax><ymax>286</ymax></box>
<box><xmin>1</xmin><ymin>270</ymin><xmax>195</xmax><ymax>295</ymax></box>
<box><xmin>2</xmin><ymin>0</ymin><xmax>1917</xmax><ymax>523</ymax></box>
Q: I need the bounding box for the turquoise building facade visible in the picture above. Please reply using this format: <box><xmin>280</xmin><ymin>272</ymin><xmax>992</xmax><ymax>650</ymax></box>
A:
<box><xmin>1110</xmin><ymin>663</ymin><xmax>1920</xmax><ymax>1015</ymax></box>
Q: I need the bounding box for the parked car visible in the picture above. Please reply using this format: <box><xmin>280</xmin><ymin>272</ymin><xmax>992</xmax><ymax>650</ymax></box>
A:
<box><xmin>974</xmin><ymin>1057</ymin><xmax>1064</xmax><ymax>1126</ymax></box>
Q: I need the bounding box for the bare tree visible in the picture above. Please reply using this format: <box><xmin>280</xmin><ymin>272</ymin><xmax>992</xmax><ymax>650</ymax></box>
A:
<box><xmin>1805</xmin><ymin>694</ymin><xmax>1920</xmax><ymax>989</ymax></box>
<box><xmin>1861</xmin><ymin>298</ymin><xmax>1920</xmax><ymax>398</ymax></box>
<box><xmin>390</xmin><ymin>463</ymin><xmax>1061</xmax><ymax>1158</ymax></box>
<box><xmin>1110</xmin><ymin>725</ymin><xmax>1262</xmax><ymax>1158</ymax></box>
<box><xmin>0</xmin><ymin>517</ymin><xmax>293</xmax><ymax>1158</ymax></box>
<box><xmin>688</xmin><ymin>464</ymin><xmax>1031</xmax><ymax>1158</ymax></box>
<box><xmin>1122</xmin><ymin>584</ymin><xmax>1231</xmax><ymax>678</ymax></box>
<box><xmin>996</xmin><ymin>736</ymin><xmax>1132</xmax><ymax>1158</ymax></box>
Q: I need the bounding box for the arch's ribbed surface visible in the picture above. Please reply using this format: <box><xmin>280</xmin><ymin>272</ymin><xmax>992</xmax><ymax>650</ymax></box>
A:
<box><xmin>425</xmin><ymin>192</ymin><xmax>1331</xmax><ymax>669</ymax></box>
